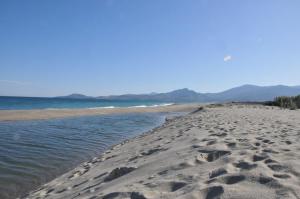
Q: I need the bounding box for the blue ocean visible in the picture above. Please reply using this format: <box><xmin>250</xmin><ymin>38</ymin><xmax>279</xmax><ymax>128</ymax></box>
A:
<box><xmin>0</xmin><ymin>97</ymin><xmax>180</xmax><ymax>199</ymax></box>
<box><xmin>0</xmin><ymin>96</ymin><xmax>173</xmax><ymax>110</ymax></box>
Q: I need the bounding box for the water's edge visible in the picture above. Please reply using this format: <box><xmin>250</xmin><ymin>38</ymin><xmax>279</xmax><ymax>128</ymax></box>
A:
<box><xmin>19</xmin><ymin>112</ymin><xmax>187</xmax><ymax>199</ymax></box>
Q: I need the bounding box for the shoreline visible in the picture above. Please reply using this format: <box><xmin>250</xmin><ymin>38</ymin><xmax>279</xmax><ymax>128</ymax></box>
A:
<box><xmin>0</xmin><ymin>104</ymin><xmax>201</xmax><ymax>121</ymax></box>
<box><xmin>22</xmin><ymin>109</ymin><xmax>187</xmax><ymax>199</ymax></box>
<box><xmin>25</xmin><ymin>103</ymin><xmax>300</xmax><ymax>199</ymax></box>
<box><xmin>18</xmin><ymin>111</ymin><xmax>176</xmax><ymax>199</ymax></box>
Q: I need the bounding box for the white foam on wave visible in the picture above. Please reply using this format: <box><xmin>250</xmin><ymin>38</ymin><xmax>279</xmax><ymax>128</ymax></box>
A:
<box><xmin>156</xmin><ymin>103</ymin><xmax>174</xmax><ymax>107</ymax></box>
<box><xmin>130</xmin><ymin>105</ymin><xmax>147</xmax><ymax>108</ymax></box>
<box><xmin>129</xmin><ymin>103</ymin><xmax>174</xmax><ymax>108</ymax></box>
<box><xmin>43</xmin><ymin>103</ymin><xmax>174</xmax><ymax>110</ymax></box>
<box><xmin>87</xmin><ymin>106</ymin><xmax>116</xmax><ymax>110</ymax></box>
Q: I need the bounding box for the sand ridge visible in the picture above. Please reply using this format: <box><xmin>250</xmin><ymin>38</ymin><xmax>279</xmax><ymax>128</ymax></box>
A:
<box><xmin>25</xmin><ymin>104</ymin><xmax>300</xmax><ymax>199</ymax></box>
<box><xmin>0</xmin><ymin>104</ymin><xmax>200</xmax><ymax>121</ymax></box>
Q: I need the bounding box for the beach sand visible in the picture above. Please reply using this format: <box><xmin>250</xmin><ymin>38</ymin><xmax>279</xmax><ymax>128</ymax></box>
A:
<box><xmin>25</xmin><ymin>104</ymin><xmax>300</xmax><ymax>199</ymax></box>
<box><xmin>0</xmin><ymin>104</ymin><xmax>199</xmax><ymax>121</ymax></box>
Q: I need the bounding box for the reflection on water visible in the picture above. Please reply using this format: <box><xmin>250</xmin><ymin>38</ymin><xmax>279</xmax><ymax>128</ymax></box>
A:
<box><xmin>0</xmin><ymin>113</ymin><xmax>168</xmax><ymax>199</ymax></box>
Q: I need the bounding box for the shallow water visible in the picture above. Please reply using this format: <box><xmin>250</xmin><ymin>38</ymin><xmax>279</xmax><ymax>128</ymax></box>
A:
<box><xmin>0</xmin><ymin>112</ymin><xmax>172</xmax><ymax>199</ymax></box>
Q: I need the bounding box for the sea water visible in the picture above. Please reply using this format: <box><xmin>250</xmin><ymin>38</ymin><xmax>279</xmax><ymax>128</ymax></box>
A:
<box><xmin>0</xmin><ymin>96</ymin><xmax>173</xmax><ymax>110</ymax></box>
<box><xmin>0</xmin><ymin>112</ymin><xmax>178</xmax><ymax>199</ymax></box>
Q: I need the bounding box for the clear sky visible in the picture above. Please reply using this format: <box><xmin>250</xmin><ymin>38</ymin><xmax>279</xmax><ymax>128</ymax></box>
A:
<box><xmin>0</xmin><ymin>0</ymin><xmax>299</xmax><ymax>97</ymax></box>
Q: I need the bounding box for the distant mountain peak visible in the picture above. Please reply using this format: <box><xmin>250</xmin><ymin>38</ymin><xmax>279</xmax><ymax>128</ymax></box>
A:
<box><xmin>170</xmin><ymin>88</ymin><xmax>197</xmax><ymax>93</ymax></box>
<box><xmin>69</xmin><ymin>93</ymin><xmax>86</xmax><ymax>97</ymax></box>
<box><xmin>241</xmin><ymin>84</ymin><xmax>256</xmax><ymax>87</ymax></box>
<box><xmin>57</xmin><ymin>93</ymin><xmax>92</xmax><ymax>99</ymax></box>
<box><xmin>56</xmin><ymin>84</ymin><xmax>300</xmax><ymax>102</ymax></box>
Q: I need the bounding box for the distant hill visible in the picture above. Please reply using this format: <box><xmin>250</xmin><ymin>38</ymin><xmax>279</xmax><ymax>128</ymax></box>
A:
<box><xmin>206</xmin><ymin>85</ymin><xmax>300</xmax><ymax>102</ymax></box>
<box><xmin>58</xmin><ymin>85</ymin><xmax>300</xmax><ymax>102</ymax></box>
<box><xmin>96</xmin><ymin>88</ymin><xmax>209</xmax><ymax>102</ymax></box>
<box><xmin>56</xmin><ymin>93</ymin><xmax>93</xmax><ymax>99</ymax></box>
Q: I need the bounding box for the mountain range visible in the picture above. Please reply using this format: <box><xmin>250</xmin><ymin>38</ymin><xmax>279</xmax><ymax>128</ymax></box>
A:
<box><xmin>58</xmin><ymin>85</ymin><xmax>300</xmax><ymax>103</ymax></box>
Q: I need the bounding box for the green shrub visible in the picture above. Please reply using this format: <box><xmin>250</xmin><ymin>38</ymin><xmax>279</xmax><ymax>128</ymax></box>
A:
<box><xmin>274</xmin><ymin>96</ymin><xmax>299</xmax><ymax>110</ymax></box>
<box><xmin>294</xmin><ymin>95</ymin><xmax>300</xmax><ymax>108</ymax></box>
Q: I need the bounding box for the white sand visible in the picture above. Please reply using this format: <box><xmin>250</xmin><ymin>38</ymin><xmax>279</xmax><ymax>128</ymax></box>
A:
<box><xmin>25</xmin><ymin>104</ymin><xmax>300</xmax><ymax>199</ymax></box>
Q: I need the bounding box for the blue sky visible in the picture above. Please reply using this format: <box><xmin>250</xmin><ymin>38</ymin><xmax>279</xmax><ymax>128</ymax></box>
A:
<box><xmin>0</xmin><ymin>0</ymin><xmax>299</xmax><ymax>97</ymax></box>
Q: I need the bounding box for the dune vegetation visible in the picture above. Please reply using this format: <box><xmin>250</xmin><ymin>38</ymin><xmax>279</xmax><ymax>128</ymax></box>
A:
<box><xmin>267</xmin><ymin>95</ymin><xmax>300</xmax><ymax>109</ymax></box>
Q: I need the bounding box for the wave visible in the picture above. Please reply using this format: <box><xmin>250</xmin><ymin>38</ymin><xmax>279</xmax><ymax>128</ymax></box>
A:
<box><xmin>130</xmin><ymin>105</ymin><xmax>147</xmax><ymax>108</ymax></box>
<box><xmin>41</xmin><ymin>104</ymin><xmax>174</xmax><ymax>110</ymax></box>
<box><xmin>129</xmin><ymin>103</ymin><xmax>174</xmax><ymax>108</ymax></box>
<box><xmin>87</xmin><ymin>106</ymin><xmax>116</xmax><ymax>110</ymax></box>
<box><xmin>88</xmin><ymin>103</ymin><xmax>174</xmax><ymax>109</ymax></box>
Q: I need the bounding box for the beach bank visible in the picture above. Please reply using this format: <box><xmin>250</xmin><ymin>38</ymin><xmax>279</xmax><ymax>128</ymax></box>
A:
<box><xmin>25</xmin><ymin>104</ymin><xmax>300</xmax><ymax>199</ymax></box>
<box><xmin>0</xmin><ymin>104</ymin><xmax>200</xmax><ymax>121</ymax></box>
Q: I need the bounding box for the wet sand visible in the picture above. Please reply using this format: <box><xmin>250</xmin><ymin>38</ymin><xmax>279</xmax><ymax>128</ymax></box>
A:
<box><xmin>0</xmin><ymin>104</ymin><xmax>200</xmax><ymax>121</ymax></box>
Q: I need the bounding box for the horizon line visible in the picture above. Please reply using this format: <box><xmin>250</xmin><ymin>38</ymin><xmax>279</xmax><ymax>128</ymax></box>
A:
<box><xmin>1</xmin><ymin>84</ymin><xmax>300</xmax><ymax>98</ymax></box>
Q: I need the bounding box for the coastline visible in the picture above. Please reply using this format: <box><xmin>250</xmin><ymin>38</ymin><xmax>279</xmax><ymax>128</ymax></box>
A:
<box><xmin>22</xmin><ymin>110</ymin><xmax>186</xmax><ymax>199</ymax></box>
<box><xmin>26</xmin><ymin>104</ymin><xmax>300</xmax><ymax>199</ymax></box>
<box><xmin>1</xmin><ymin>111</ymin><xmax>172</xmax><ymax>199</ymax></box>
<box><xmin>0</xmin><ymin>104</ymin><xmax>201</xmax><ymax>121</ymax></box>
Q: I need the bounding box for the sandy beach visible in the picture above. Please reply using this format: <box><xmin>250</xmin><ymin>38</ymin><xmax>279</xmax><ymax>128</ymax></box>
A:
<box><xmin>25</xmin><ymin>104</ymin><xmax>300</xmax><ymax>199</ymax></box>
<box><xmin>0</xmin><ymin>104</ymin><xmax>200</xmax><ymax>121</ymax></box>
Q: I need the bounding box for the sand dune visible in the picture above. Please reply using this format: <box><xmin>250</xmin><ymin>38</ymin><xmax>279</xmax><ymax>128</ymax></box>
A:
<box><xmin>25</xmin><ymin>104</ymin><xmax>300</xmax><ymax>199</ymax></box>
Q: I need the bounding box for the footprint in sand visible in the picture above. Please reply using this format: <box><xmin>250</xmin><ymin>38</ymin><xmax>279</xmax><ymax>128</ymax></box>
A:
<box><xmin>93</xmin><ymin>172</ymin><xmax>108</xmax><ymax>180</ymax></box>
<box><xmin>208</xmin><ymin>174</ymin><xmax>246</xmax><ymax>185</ymax></box>
<box><xmin>157</xmin><ymin>170</ymin><xmax>168</xmax><ymax>176</ymax></box>
<box><xmin>256</xmin><ymin>176</ymin><xmax>282</xmax><ymax>188</ymax></box>
<box><xmin>68</xmin><ymin>167</ymin><xmax>90</xmax><ymax>180</ymax></box>
<box><xmin>141</xmin><ymin>148</ymin><xmax>167</xmax><ymax>156</ymax></box>
<box><xmin>128</xmin><ymin>148</ymin><xmax>167</xmax><ymax>162</ymax></box>
<box><xmin>206</xmin><ymin>139</ymin><xmax>218</xmax><ymax>146</ymax></box>
<box><xmin>55</xmin><ymin>188</ymin><xmax>68</xmax><ymax>194</ymax></box>
<box><xmin>197</xmin><ymin>149</ymin><xmax>231</xmax><ymax>162</ymax></box>
<box><xmin>72</xmin><ymin>179</ymin><xmax>89</xmax><ymax>189</ymax></box>
<box><xmin>209</xmin><ymin>132</ymin><xmax>227</xmax><ymax>138</ymax></box>
<box><xmin>264</xmin><ymin>158</ymin><xmax>278</xmax><ymax>164</ymax></box>
<box><xmin>273</xmin><ymin>173</ymin><xmax>291</xmax><ymax>179</ymax></box>
<box><xmin>267</xmin><ymin>164</ymin><xmax>287</xmax><ymax>172</ymax></box>
<box><xmin>226</xmin><ymin>142</ymin><xmax>236</xmax><ymax>148</ymax></box>
<box><xmin>209</xmin><ymin>168</ymin><xmax>228</xmax><ymax>179</ymax></box>
<box><xmin>104</xmin><ymin>167</ymin><xmax>136</xmax><ymax>182</ymax></box>
<box><xmin>144</xmin><ymin>181</ymin><xmax>187</xmax><ymax>192</ymax></box>
<box><xmin>199</xmin><ymin>185</ymin><xmax>224</xmax><ymax>199</ymax></box>
<box><xmin>101</xmin><ymin>191</ymin><xmax>146</xmax><ymax>199</ymax></box>
<box><xmin>285</xmin><ymin>140</ymin><xmax>292</xmax><ymax>145</ymax></box>
<box><xmin>253</xmin><ymin>154</ymin><xmax>268</xmax><ymax>162</ymax></box>
<box><xmin>262</xmin><ymin>148</ymin><xmax>279</xmax><ymax>154</ymax></box>
<box><xmin>254</xmin><ymin>142</ymin><xmax>261</xmax><ymax>147</ymax></box>
<box><xmin>233</xmin><ymin>161</ymin><xmax>257</xmax><ymax>170</ymax></box>
<box><xmin>262</xmin><ymin>139</ymin><xmax>271</xmax><ymax>144</ymax></box>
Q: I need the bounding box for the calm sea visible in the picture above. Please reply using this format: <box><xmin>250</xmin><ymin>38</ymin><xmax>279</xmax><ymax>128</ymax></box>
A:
<box><xmin>0</xmin><ymin>112</ymin><xmax>180</xmax><ymax>199</ymax></box>
<box><xmin>0</xmin><ymin>96</ymin><xmax>173</xmax><ymax>110</ymax></box>
<box><xmin>0</xmin><ymin>97</ymin><xmax>180</xmax><ymax>198</ymax></box>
